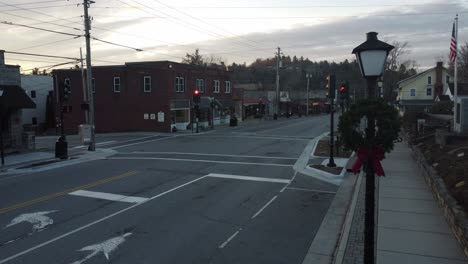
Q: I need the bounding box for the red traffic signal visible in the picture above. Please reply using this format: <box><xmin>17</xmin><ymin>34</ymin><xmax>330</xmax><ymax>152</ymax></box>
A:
<box><xmin>339</xmin><ymin>86</ymin><xmax>345</xmax><ymax>92</ymax></box>
<box><xmin>194</xmin><ymin>89</ymin><xmax>200</xmax><ymax>95</ymax></box>
<box><xmin>193</xmin><ymin>89</ymin><xmax>201</xmax><ymax>104</ymax></box>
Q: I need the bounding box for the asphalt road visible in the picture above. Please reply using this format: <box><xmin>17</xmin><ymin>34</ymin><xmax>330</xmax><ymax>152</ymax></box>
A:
<box><xmin>0</xmin><ymin>115</ymin><xmax>337</xmax><ymax>264</ymax></box>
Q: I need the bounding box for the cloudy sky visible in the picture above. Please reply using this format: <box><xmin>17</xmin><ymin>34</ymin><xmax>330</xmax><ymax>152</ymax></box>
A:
<box><xmin>0</xmin><ymin>0</ymin><xmax>466</xmax><ymax>73</ymax></box>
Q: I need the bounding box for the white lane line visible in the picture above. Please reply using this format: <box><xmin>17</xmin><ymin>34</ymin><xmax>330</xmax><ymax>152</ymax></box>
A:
<box><xmin>73</xmin><ymin>141</ymin><xmax>117</xmax><ymax>149</ymax></box>
<box><xmin>108</xmin><ymin>157</ymin><xmax>294</xmax><ymax>167</ymax></box>
<box><xmin>207</xmin><ymin>173</ymin><xmax>291</xmax><ymax>184</ymax></box>
<box><xmin>285</xmin><ymin>187</ymin><xmax>336</xmax><ymax>194</ymax></box>
<box><xmin>0</xmin><ymin>175</ymin><xmax>208</xmax><ymax>264</ymax></box>
<box><xmin>218</xmin><ymin>228</ymin><xmax>242</xmax><ymax>249</ymax></box>
<box><xmin>110</xmin><ymin>136</ymin><xmax>178</xmax><ymax>150</ymax></box>
<box><xmin>120</xmin><ymin>151</ymin><xmax>298</xmax><ymax>160</ymax></box>
<box><xmin>280</xmin><ymin>171</ymin><xmax>297</xmax><ymax>193</ymax></box>
<box><xmin>251</xmin><ymin>195</ymin><xmax>278</xmax><ymax>219</ymax></box>
<box><xmin>195</xmin><ymin>135</ymin><xmax>309</xmax><ymax>141</ymax></box>
<box><xmin>69</xmin><ymin>190</ymin><xmax>149</xmax><ymax>203</ymax></box>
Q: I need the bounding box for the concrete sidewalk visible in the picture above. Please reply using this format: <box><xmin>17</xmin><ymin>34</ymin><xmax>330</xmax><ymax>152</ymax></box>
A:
<box><xmin>377</xmin><ymin>142</ymin><xmax>467</xmax><ymax>264</ymax></box>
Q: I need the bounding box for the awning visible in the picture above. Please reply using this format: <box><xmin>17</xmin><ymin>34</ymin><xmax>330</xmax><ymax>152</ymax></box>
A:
<box><xmin>0</xmin><ymin>85</ymin><xmax>36</xmax><ymax>109</ymax></box>
<box><xmin>243</xmin><ymin>97</ymin><xmax>271</xmax><ymax>106</ymax></box>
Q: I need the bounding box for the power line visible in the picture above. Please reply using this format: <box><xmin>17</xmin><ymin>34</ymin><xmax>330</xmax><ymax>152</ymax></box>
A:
<box><xmin>6</xmin><ymin>57</ymin><xmax>71</xmax><ymax>63</ymax></box>
<box><xmin>116</xmin><ymin>0</ymin><xmax>258</xmax><ymax>50</ymax></box>
<box><xmin>0</xmin><ymin>20</ymin><xmax>82</xmax><ymax>37</ymax></box>
<box><xmin>4</xmin><ymin>51</ymin><xmax>80</xmax><ymax>61</ymax></box>
<box><xmin>0</xmin><ymin>3</ymin><xmax>77</xmax><ymax>11</ymax></box>
<box><xmin>91</xmin><ymin>37</ymin><xmax>143</xmax><ymax>51</ymax></box>
<box><xmin>0</xmin><ymin>0</ymin><xmax>63</xmax><ymax>7</ymax></box>
<box><xmin>22</xmin><ymin>61</ymin><xmax>79</xmax><ymax>72</ymax></box>
<box><xmin>149</xmin><ymin>0</ymin><xmax>261</xmax><ymax>48</ymax></box>
<box><xmin>0</xmin><ymin>11</ymin><xmax>82</xmax><ymax>31</ymax></box>
<box><xmin>13</xmin><ymin>37</ymin><xmax>81</xmax><ymax>52</ymax></box>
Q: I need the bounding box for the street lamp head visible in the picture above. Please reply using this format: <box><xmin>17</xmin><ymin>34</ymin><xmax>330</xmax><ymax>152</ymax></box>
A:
<box><xmin>352</xmin><ymin>32</ymin><xmax>394</xmax><ymax>79</ymax></box>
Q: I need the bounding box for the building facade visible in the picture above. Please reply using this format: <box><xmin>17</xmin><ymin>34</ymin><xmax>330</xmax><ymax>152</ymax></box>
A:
<box><xmin>21</xmin><ymin>75</ymin><xmax>54</xmax><ymax>129</ymax></box>
<box><xmin>0</xmin><ymin>50</ymin><xmax>36</xmax><ymax>149</ymax></box>
<box><xmin>53</xmin><ymin>61</ymin><xmax>234</xmax><ymax>134</ymax></box>
<box><xmin>397</xmin><ymin>62</ymin><xmax>451</xmax><ymax>113</ymax></box>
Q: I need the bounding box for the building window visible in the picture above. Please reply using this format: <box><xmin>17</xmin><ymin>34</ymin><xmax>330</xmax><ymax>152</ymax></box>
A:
<box><xmin>175</xmin><ymin>77</ymin><xmax>185</xmax><ymax>93</ymax></box>
<box><xmin>427</xmin><ymin>76</ymin><xmax>431</xmax><ymax>85</ymax></box>
<box><xmin>225</xmin><ymin>81</ymin><xmax>231</xmax><ymax>93</ymax></box>
<box><xmin>113</xmin><ymin>77</ymin><xmax>121</xmax><ymax>92</ymax></box>
<box><xmin>30</xmin><ymin>90</ymin><xmax>36</xmax><ymax>98</ymax></box>
<box><xmin>196</xmin><ymin>79</ymin><xmax>205</xmax><ymax>93</ymax></box>
<box><xmin>446</xmin><ymin>75</ymin><xmax>450</xmax><ymax>84</ymax></box>
<box><xmin>456</xmin><ymin>103</ymin><xmax>461</xmax><ymax>124</ymax></box>
<box><xmin>144</xmin><ymin>76</ymin><xmax>151</xmax><ymax>92</ymax></box>
<box><xmin>410</xmin><ymin>88</ymin><xmax>416</xmax><ymax>96</ymax></box>
<box><xmin>32</xmin><ymin>117</ymin><xmax>37</xmax><ymax>125</ymax></box>
<box><xmin>426</xmin><ymin>87</ymin><xmax>432</xmax><ymax>96</ymax></box>
<box><xmin>214</xmin><ymin>80</ymin><xmax>220</xmax><ymax>93</ymax></box>
<box><xmin>92</xmin><ymin>78</ymin><xmax>95</xmax><ymax>93</ymax></box>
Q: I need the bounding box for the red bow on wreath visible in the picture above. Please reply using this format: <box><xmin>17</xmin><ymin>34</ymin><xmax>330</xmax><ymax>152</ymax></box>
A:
<box><xmin>351</xmin><ymin>146</ymin><xmax>386</xmax><ymax>176</ymax></box>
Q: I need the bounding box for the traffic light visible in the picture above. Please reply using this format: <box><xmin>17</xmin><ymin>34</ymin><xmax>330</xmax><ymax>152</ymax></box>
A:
<box><xmin>61</xmin><ymin>80</ymin><xmax>71</xmax><ymax>102</ymax></box>
<box><xmin>339</xmin><ymin>82</ymin><xmax>346</xmax><ymax>100</ymax></box>
<box><xmin>325</xmin><ymin>74</ymin><xmax>336</xmax><ymax>99</ymax></box>
<box><xmin>193</xmin><ymin>89</ymin><xmax>201</xmax><ymax>104</ymax></box>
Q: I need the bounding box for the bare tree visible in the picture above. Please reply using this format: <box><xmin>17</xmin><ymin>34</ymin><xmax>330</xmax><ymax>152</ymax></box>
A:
<box><xmin>181</xmin><ymin>49</ymin><xmax>204</xmax><ymax>66</ymax></box>
<box><xmin>386</xmin><ymin>41</ymin><xmax>410</xmax><ymax>71</ymax></box>
<box><xmin>383</xmin><ymin>41</ymin><xmax>416</xmax><ymax>102</ymax></box>
<box><xmin>448</xmin><ymin>42</ymin><xmax>468</xmax><ymax>82</ymax></box>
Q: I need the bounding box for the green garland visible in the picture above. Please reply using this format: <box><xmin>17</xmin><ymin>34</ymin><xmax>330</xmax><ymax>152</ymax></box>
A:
<box><xmin>338</xmin><ymin>98</ymin><xmax>401</xmax><ymax>153</ymax></box>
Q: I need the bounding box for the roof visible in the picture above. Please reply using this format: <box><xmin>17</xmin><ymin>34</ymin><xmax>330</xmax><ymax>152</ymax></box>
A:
<box><xmin>436</xmin><ymin>95</ymin><xmax>451</xmax><ymax>101</ymax></box>
<box><xmin>397</xmin><ymin>66</ymin><xmax>448</xmax><ymax>86</ymax></box>
<box><xmin>0</xmin><ymin>85</ymin><xmax>36</xmax><ymax>109</ymax></box>
<box><xmin>448</xmin><ymin>83</ymin><xmax>468</xmax><ymax>96</ymax></box>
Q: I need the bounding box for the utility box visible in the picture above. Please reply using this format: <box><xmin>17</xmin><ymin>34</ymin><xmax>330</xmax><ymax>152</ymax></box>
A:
<box><xmin>79</xmin><ymin>124</ymin><xmax>92</xmax><ymax>144</ymax></box>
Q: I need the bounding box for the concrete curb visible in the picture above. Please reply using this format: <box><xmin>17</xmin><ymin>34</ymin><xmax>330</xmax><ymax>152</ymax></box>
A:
<box><xmin>298</xmin><ymin>132</ymin><xmax>354</xmax><ymax>186</ymax></box>
<box><xmin>332</xmin><ymin>170</ymin><xmax>364</xmax><ymax>264</ymax></box>
<box><xmin>1</xmin><ymin>149</ymin><xmax>117</xmax><ymax>175</ymax></box>
<box><xmin>301</xmin><ymin>172</ymin><xmax>359</xmax><ymax>264</ymax></box>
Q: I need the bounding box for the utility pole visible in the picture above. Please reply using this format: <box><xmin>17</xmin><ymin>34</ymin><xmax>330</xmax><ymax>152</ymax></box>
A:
<box><xmin>83</xmin><ymin>0</ymin><xmax>96</xmax><ymax>151</ymax></box>
<box><xmin>80</xmin><ymin>48</ymin><xmax>88</xmax><ymax>124</ymax></box>
<box><xmin>306</xmin><ymin>73</ymin><xmax>311</xmax><ymax>116</ymax></box>
<box><xmin>275</xmin><ymin>47</ymin><xmax>281</xmax><ymax>119</ymax></box>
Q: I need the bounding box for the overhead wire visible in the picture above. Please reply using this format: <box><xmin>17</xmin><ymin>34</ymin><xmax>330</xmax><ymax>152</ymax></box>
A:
<box><xmin>116</xmin><ymin>0</ymin><xmax>259</xmax><ymax>50</ymax></box>
<box><xmin>149</xmin><ymin>0</ymin><xmax>262</xmax><ymax>47</ymax></box>
<box><xmin>13</xmin><ymin>36</ymin><xmax>82</xmax><ymax>51</ymax></box>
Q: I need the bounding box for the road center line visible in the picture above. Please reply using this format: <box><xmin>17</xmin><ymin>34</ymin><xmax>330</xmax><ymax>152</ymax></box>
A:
<box><xmin>69</xmin><ymin>190</ymin><xmax>148</xmax><ymax>203</ymax></box>
<box><xmin>251</xmin><ymin>195</ymin><xmax>278</xmax><ymax>219</ymax></box>
<box><xmin>119</xmin><ymin>151</ymin><xmax>298</xmax><ymax>160</ymax></box>
<box><xmin>207</xmin><ymin>173</ymin><xmax>291</xmax><ymax>184</ymax></box>
<box><xmin>108</xmin><ymin>157</ymin><xmax>294</xmax><ymax>167</ymax></box>
<box><xmin>218</xmin><ymin>228</ymin><xmax>242</xmax><ymax>249</ymax></box>
<box><xmin>0</xmin><ymin>171</ymin><xmax>138</xmax><ymax>215</ymax></box>
<box><xmin>0</xmin><ymin>175</ymin><xmax>208</xmax><ymax>264</ymax></box>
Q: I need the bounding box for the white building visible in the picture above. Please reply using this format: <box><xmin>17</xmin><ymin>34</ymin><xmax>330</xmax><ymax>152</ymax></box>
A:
<box><xmin>21</xmin><ymin>75</ymin><xmax>53</xmax><ymax>127</ymax></box>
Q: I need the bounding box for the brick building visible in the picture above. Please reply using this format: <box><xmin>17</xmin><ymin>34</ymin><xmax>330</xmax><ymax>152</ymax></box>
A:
<box><xmin>53</xmin><ymin>61</ymin><xmax>235</xmax><ymax>133</ymax></box>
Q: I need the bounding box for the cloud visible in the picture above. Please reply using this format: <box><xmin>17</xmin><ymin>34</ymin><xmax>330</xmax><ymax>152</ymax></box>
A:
<box><xmin>1</xmin><ymin>0</ymin><xmax>465</xmax><ymax>72</ymax></box>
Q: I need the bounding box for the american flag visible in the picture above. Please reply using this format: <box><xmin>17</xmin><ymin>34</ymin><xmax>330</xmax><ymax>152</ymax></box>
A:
<box><xmin>450</xmin><ymin>21</ymin><xmax>457</xmax><ymax>63</ymax></box>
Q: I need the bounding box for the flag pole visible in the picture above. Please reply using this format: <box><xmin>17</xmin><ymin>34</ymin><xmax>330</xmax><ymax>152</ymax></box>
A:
<box><xmin>454</xmin><ymin>14</ymin><xmax>458</xmax><ymax>131</ymax></box>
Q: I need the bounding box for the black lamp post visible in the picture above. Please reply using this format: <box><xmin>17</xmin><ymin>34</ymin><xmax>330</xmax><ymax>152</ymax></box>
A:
<box><xmin>0</xmin><ymin>87</ymin><xmax>4</xmax><ymax>171</ymax></box>
<box><xmin>352</xmin><ymin>32</ymin><xmax>393</xmax><ymax>264</ymax></box>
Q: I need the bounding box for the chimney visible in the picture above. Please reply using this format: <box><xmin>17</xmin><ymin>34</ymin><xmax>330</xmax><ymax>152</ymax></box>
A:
<box><xmin>0</xmin><ymin>50</ymin><xmax>4</xmax><ymax>65</ymax></box>
<box><xmin>434</xmin><ymin>61</ymin><xmax>443</xmax><ymax>99</ymax></box>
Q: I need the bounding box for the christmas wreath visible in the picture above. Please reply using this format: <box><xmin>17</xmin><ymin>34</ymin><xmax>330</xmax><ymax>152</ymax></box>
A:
<box><xmin>338</xmin><ymin>98</ymin><xmax>401</xmax><ymax>176</ymax></box>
